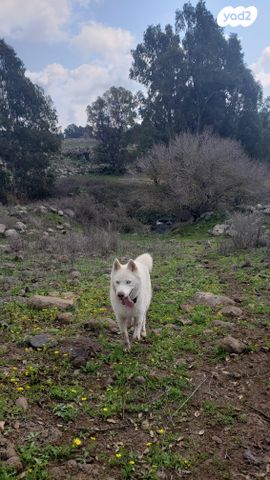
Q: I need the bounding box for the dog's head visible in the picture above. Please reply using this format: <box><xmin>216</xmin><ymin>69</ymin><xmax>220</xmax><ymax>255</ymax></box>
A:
<box><xmin>111</xmin><ymin>258</ymin><xmax>140</xmax><ymax>307</ymax></box>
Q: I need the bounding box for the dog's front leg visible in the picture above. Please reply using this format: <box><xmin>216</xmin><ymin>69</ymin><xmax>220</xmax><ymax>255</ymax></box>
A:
<box><xmin>118</xmin><ymin>317</ymin><xmax>130</xmax><ymax>351</ymax></box>
<box><xmin>133</xmin><ymin>316</ymin><xmax>143</xmax><ymax>341</ymax></box>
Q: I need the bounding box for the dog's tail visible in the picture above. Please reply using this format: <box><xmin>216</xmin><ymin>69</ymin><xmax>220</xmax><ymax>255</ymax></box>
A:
<box><xmin>135</xmin><ymin>253</ymin><xmax>153</xmax><ymax>272</ymax></box>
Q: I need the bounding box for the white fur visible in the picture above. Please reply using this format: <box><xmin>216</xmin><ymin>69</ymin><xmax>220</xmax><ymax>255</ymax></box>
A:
<box><xmin>110</xmin><ymin>253</ymin><xmax>153</xmax><ymax>350</ymax></box>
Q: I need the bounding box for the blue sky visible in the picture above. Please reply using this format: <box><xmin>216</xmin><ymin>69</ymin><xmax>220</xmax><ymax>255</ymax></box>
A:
<box><xmin>1</xmin><ymin>0</ymin><xmax>269</xmax><ymax>128</ymax></box>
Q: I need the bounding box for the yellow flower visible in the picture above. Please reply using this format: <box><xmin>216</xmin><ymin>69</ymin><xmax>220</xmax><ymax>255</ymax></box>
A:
<box><xmin>53</xmin><ymin>350</ymin><xmax>59</xmax><ymax>355</ymax></box>
<box><xmin>158</xmin><ymin>428</ymin><xmax>165</xmax><ymax>435</ymax></box>
<box><xmin>12</xmin><ymin>367</ymin><xmax>18</xmax><ymax>371</ymax></box>
<box><xmin>102</xmin><ymin>407</ymin><xmax>108</xmax><ymax>412</ymax></box>
<box><xmin>17</xmin><ymin>387</ymin><xmax>24</xmax><ymax>392</ymax></box>
<box><xmin>146</xmin><ymin>442</ymin><xmax>152</xmax><ymax>447</ymax></box>
<box><xmin>115</xmin><ymin>453</ymin><xmax>122</xmax><ymax>459</ymax></box>
<box><xmin>71</xmin><ymin>389</ymin><xmax>77</xmax><ymax>393</ymax></box>
<box><xmin>81</xmin><ymin>397</ymin><xmax>87</xmax><ymax>401</ymax></box>
<box><xmin>72</xmin><ymin>438</ymin><xmax>82</xmax><ymax>447</ymax></box>
<box><xmin>90</xmin><ymin>436</ymin><xmax>96</xmax><ymax>441</ymax></box>
<box><xmin>129</xmin><ymin>460</ymin><xmax>135</xmax><ymax>465</ymax></box>
<box><xmin>10</xmin><ymin>378</ymin><xmax>17</xmax><ymax>383</ymax></box>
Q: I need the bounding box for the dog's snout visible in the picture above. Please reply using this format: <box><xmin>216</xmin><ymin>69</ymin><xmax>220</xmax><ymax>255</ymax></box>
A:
<box><xmin>117</xmin><ymin>292</ymin><xmax>124</xmax><ymax>299</ymax></box>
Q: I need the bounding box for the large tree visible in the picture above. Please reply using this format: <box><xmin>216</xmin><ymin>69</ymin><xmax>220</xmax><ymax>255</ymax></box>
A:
<box><xmin>0</xmin><ymin>39</ymin><xmax>60</xmax><ymax>200</ymax></box>
<box><xmin>130</xmin><ymin>1</ymin><xmax>264</xmax><ymax>157</ymax></box>
<box><xmin>86</xmin><ymin>86</ymin><xmax>138</xmax><ymax>173</ymax></box>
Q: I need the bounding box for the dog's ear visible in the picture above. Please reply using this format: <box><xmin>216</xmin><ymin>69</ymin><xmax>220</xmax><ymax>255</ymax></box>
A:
<box><xmin>127</xmin><ymin>259</ymin><xmax>137</xmax><ymax>272</ymax></box>
<box><xmin>112</xmin><ymin>258</ymin><xmax>121</xmax><ymax>271</ymax></box>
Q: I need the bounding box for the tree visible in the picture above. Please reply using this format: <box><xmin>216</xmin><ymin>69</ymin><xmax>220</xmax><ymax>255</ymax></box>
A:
<box><xmin>130</xmin><ymin>1</ymin><xmax>263</xmax><ymax>157</ymax></box>
<box><xmin>0</xmin><ymin>39</ymin><xmax>60</xmax><ymax>200</ymax></box>
<box><xmin>64</xmin><ymin>124</ymin><xmax>91</xmax><ymax>139</ymax></box>
<box><xmin>86</xmin><ymin>86</ymin><xmax>138</xmax><ymax>173</ymax></box>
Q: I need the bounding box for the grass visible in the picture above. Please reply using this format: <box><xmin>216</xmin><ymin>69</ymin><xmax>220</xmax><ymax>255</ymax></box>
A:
<box><xmin>0</xmin><ymin>216</ymin><xmax>269</xmax><ymax>479</ymax></box>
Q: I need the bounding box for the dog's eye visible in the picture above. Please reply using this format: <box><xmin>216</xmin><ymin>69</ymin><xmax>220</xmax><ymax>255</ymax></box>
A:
<box><xmin>116</xmin><ymin>281</ymin><xmax>120</xmax><ymax>285</ymax></box>
<box><xmin>126</xmin><ymin>280</ymin><xmax>131</xmax><ymax>284</ymax></box>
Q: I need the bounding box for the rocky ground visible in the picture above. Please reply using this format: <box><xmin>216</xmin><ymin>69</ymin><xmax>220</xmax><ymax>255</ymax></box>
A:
<box><xmin>0</xmin><ymin>203</ymin><xmax>270</xmax><ymax>480</ymax></box>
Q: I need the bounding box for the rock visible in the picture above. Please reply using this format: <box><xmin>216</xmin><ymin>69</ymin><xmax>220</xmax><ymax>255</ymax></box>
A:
<box><xmin>28</xmin><ymin>294</ymin><xmax>75</xmax><ymax>310</ymax></box>
<box><xmin>28</xmin><ymin>333</ymin><xmax>57</xmax><ymax>349</ymax></box>
<box><xmin>49</xmin><ymin>207</ymin><xmax>58</xmax><ymax>213</ymax></box>
<box><xmin>221</xmin><ymin>336</ymin><xmax>245</xmax><ymax>354</ymax></box>
<box><xmin>212</xmin><ymin>320</ymin><xmax>234</xmax><ymax>328</ymax></box>
<box><xmin>61</xmin><ymin>337</ymin><xmax>102</xmax><ymax>367</ymax></box>
<box><xmin>212</xmin><ymin>435</ymin><xmax>222</xmax><ymax>444</ymax></box>
<box><xmin>200</xmin><ymin>211</ymin><xmax>214</xmax><ymax>221</ymax></box>
<box><xmin>57</xmin><ymin>312</ymin><xmax>74</xmax><ymax>324</ymax></box>
<box><xmin>0</xmin><ymin>224</ymin><xmax>6</xmax><ymax>235</ymax></box>
<box><xmin>58</xmin><ymin>255</ymin><xmax>69</xmax><ymax>263</ymax></box>
<box><xmin>35</xmin><ymin>205</ymin><xmax>47</xmax><ymax>214</ymax></box>
<box><xmin>244</xmin><ymin>448</ymin><xmax>261</xmax><ymax>465</ymax></box>
<box><xmin>5</xmin><ymin>229</ymin><xmax>18</xmax><ymax>238</ymax></box>
<box><xmin>6</xmin><ymin>445</ymin><xmax>17</xmax><ymax>458</ymax></box>
<box><xmin>179</xmin><ymin>318</ymin><xmax>192</xmax><ymax>325</ymax></box>
<box><xmin>15</xmin><ymin>397</ymin><xmax>28</xmax><ymax>411</ymax></box>
<box><xmin>220</xmin><ymin>306</ymin><xmax>243</xmax><ymax>318</ymax></box>
<box><xmin>15</xmin><ymin>221</ymin><xmax>26</xmax><ymax>233</ymax></box>
<box><xmin>6</xmin><ymin>456</ymin><xmax>23</xmax><ymax>472</ymax></box>
<box><xmin>141</xmin><ymin>419</ymin><xmax>150</xmax><ymax>430</ymax></box>
<box><xmin>70</xmin><ymin>270</ymin><xmax>81</xmax><ymax>279</ymax></box>
<box><xmin>211</xmin><ymin>223</ymin><xmax>229</xmax><ymax>236</ymax></box>
<box><xmin>58</xmin><ymin>210</ymin><xmax>64</xmax><ymax>216</ymax></box>
<box><xmin>193</xmin><ymin>291</ymin><xmax>235</xmax><ymax>307</ymax></box>
<box><xmin>64</xmin><ymin>209</ymin><xmax>75</xmax><ymax>218</ymax></box>
<box><xmin>134</xmin><ymin>376</ymin><xmax>146</xmax><ymax>385</ymax></box>
<box><xmin>83</xmin><ymin>318</ymin><xmax>118</xmax><ymax>334</ymax></box>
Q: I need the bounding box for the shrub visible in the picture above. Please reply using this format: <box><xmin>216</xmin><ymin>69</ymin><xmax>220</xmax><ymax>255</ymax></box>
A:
<box><xmin>138</xmin><ymin>131</ymin><xmax>270</xmax><ymax>219</ymax></box>
<box><xmin>219</xmin><ymin>212</ymin><xmax>269</xmax><ymax>253</ymax></box>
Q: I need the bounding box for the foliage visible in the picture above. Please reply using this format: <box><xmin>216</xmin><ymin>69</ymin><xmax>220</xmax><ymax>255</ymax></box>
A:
<box><xmin>86</xmin><ymin>86</ymin><xmax>138</xmax><ymax>173</ymax></box>
<box><xmin>130</xmin><ymin>0</ymin><xmax>267</xmax><ymax>159</ymax></box>
<box><xmin>138</xmin><ymin>131</ymin><xmax>270</xmax><ymax>218</ymax></box>
<box><xmin>0</xmin><ymin>39</ymin><xmax>60</xmax><ymax>200</ymax></box>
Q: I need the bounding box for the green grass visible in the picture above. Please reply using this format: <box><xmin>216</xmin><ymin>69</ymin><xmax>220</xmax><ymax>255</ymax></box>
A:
<box><xmin>0</xmin><ymin>216</ymin><xmax>269</xmax><ymax>479</ymax></box>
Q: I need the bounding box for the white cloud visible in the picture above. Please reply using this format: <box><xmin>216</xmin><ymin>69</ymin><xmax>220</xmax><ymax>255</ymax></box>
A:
<box><xmin>0</xmin><ymin>0</ymin><xmax>72</xmax><ymax>42</ymax></box>
<box><xmin>27</xmin><ymin>59</ymin><xmax>138</xmax><ymax>128</ymax></box>
<box><xmin>72</xmin><ymin>22</ymin><xmax>135</xmax><ymax>60</ymax></box>
<box><xmin>251</xmin><ymin>47</ymin><xmax>270</xmax><ymax>91</ymax></box>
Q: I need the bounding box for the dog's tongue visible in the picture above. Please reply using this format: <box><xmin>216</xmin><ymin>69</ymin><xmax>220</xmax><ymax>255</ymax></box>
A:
<box><xmin>122</xmin><ymin>296</ymin><xmax>134</xmax><ymax>308</ymax></box>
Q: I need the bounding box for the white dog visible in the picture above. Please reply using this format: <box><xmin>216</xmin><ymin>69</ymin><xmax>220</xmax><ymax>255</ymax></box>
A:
<box><xmin>110</xmin><ymin>253</ymin><xmax>153</xmax><ymax>350</ymax></box>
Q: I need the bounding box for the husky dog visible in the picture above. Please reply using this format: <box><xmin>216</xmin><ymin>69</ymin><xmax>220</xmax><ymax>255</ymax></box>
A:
<box><xmin>110</xmin><ymin>253</ymin><xmax>153</xmax><ymax>350</ymax></box>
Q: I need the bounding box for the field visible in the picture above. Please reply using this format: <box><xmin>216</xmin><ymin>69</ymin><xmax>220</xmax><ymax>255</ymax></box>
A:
<box><xmin>0</xmin><ymin>204</ymin><xmax>270</xmax><ymax>480</ymax></box>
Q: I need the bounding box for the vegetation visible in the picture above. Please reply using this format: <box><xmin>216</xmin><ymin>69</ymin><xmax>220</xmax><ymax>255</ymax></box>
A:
<box><xmin>0</xmin><ymin>39</ymin><xmax>60</xmax><ymax>201</ymax></box>
<box><xmin>86</xmin><ymin>86</ymin><xmax>138</xmax><ymax>173</ymax></box>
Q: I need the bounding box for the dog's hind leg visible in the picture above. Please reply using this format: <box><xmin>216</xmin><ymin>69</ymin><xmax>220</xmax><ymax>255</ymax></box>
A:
<box><xmin>118</xmin><ymin>317</ymin><xmax>130</xmax><ymax>351</ymax></box>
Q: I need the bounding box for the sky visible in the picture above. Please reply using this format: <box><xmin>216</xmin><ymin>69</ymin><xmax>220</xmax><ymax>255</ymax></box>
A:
<box><xmin>1</xmin><ymin>0</ymin><xmax>270</xmax><ymax>129</ymax></box>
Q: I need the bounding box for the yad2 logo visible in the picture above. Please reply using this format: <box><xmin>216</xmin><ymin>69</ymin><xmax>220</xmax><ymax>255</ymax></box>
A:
<box><xmin>217</xmin><ymin>6</ymin><xmax>258</xmax><ymax>27</ymax></box>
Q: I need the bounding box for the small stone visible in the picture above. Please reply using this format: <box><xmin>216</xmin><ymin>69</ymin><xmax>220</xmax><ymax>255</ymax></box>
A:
<box><xmin>57</xmin><ymin>312</ymin><xmax>74</xmax><ymax>324</ymax></box>
<box><xmin>6</xmin><ymin>445</ymin><xmax>17</xmax><ymax>458</ymax></box>
<box><xmin>244</xmin><ymin>448</ymin><xmax>261</xmax><ymax>466</ymax></box>
<box><xmin>212</xmin><ymin>435</ymin><xmax>222</xmax><ymax>444</ymax></box>
<box><xmin>6</xmin><ymin>456</ymin><xmax>23</xmax><ymax>472</ymax></box>
<box><xmin>70</xmin><ymin>270</ymin><xmax>81</xmax><ymax>278</ymax></box>
<box><xmin>212</xmin><ymin>320</ymin><xmax>234</xmax><ymax>328</ymax></box>
<box><xmin>220</xmin><ymin>306</ymin><xmax>243</xmax><ymax>318</ymax></box>
<box><xmin>0</xmin><ymin>224</ymin><xmax>6</xmax><ymax>235</ymax></box>
<box><xmin>179</xmin><ymin>318</ymin><xmax>192</xmax><ymax>325</ymax></box>
<box><xmin>221</xmin><ymin>336</ymin><xmax>245</xmax><ymax>354</ymax></box>
<box><xmin>28</xmin><ymin>294</ymin><xmax>75</xmax><ymax>310</ymax></box>
<box><xmin>58</xmin><ymin>210</ymin><xmax>64</xmax><ymax>216</ymax></box>
<box><xmin>5</xmin><ymin>229</ymin><xmax>18</xmax><ymax>238</ymax></box>
<box><xmin>15</xmin><ymin>397</ymin><xmax>28</xmax><ymax>411</ymax></box>
<box><xmin>28</xmin><ymin>333</ymin><xmax>57</xmax><ymax>349</ymax></box>
<box><xmin>141</xmin><ymin>419</ymin><xmax>150</xmax><ymax>430</ymax></box>
<box><xmin>134</xmin><ymin>376</ymin><xmax>146</xmax><ymax>385</ymax></box>
<box><xmin>66</xmin><ymin>459</ymin><xmax>77</xmax><ymax>469</ymax></box>
<box><xmin>15</xmin><ymin>221</ymin><xmax>27</xmax><ymax>233</ymax></box>
<box><xmin>193</xmin><ymin>291</ymin><xmax>235</xmax><ymax>307</ymax></box>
